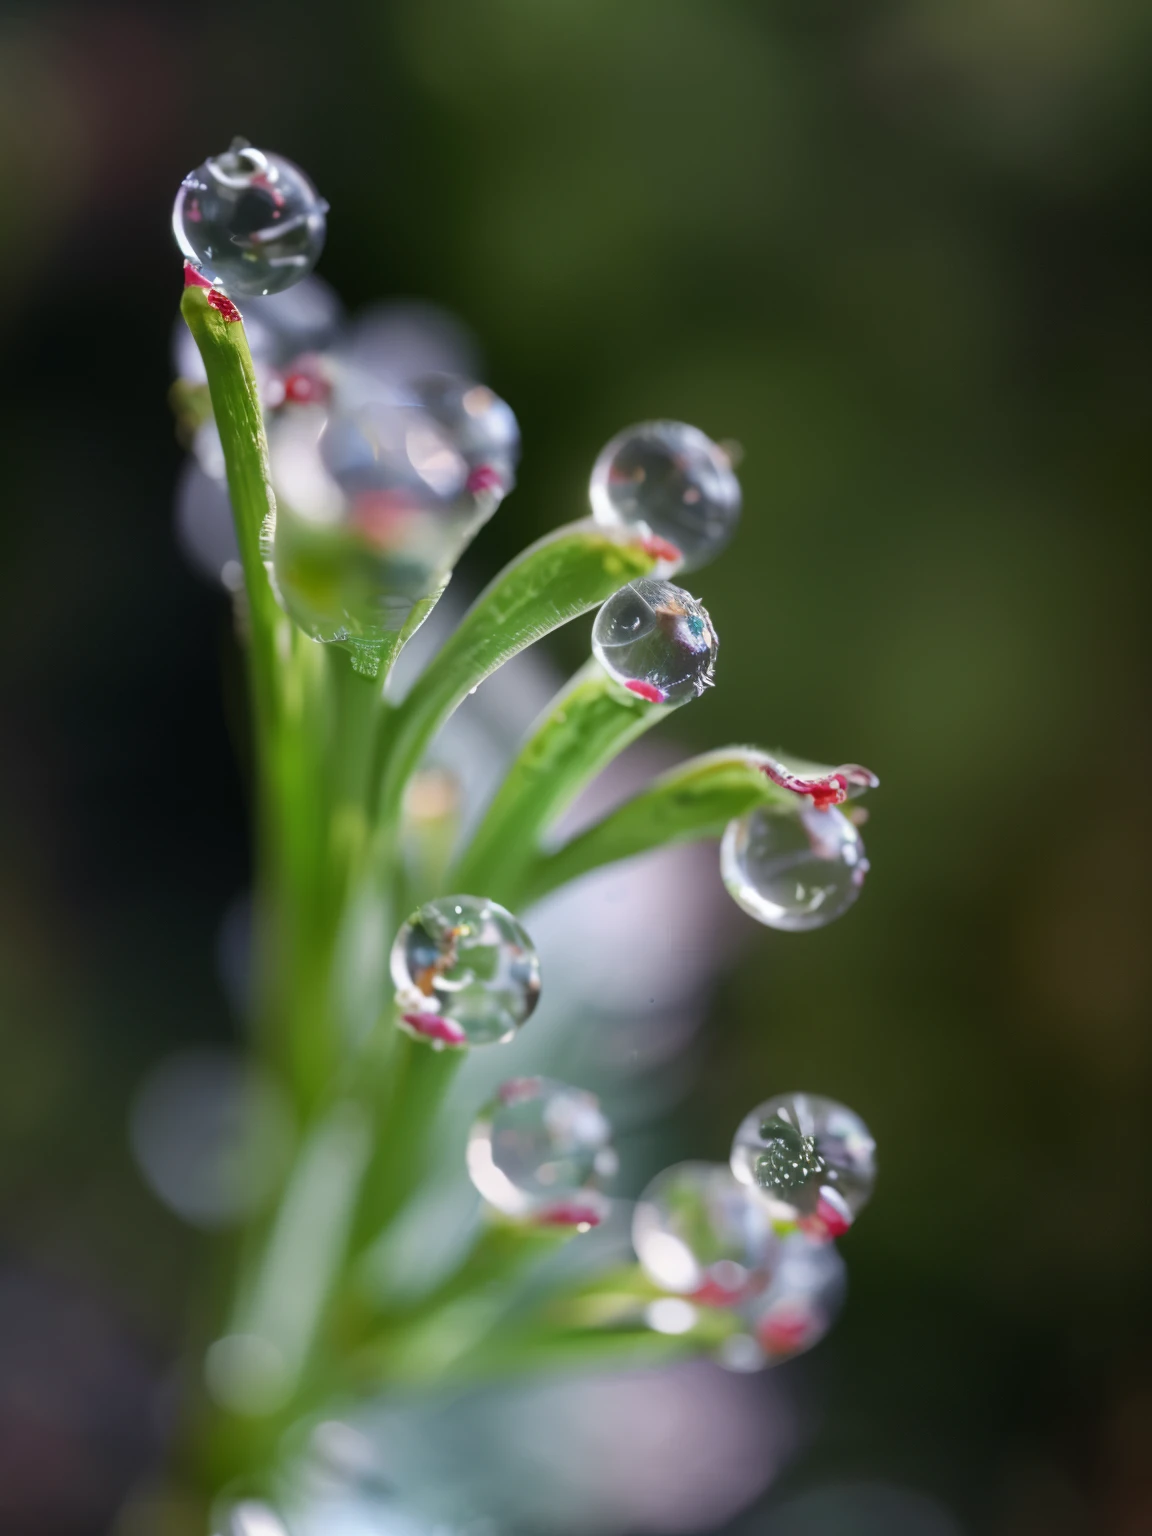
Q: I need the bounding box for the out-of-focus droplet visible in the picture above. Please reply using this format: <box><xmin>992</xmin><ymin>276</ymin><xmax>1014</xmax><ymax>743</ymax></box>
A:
<box><xmin>589</xmin><ymin>420</ymin><xmax>741</xmax><ymax>572</ymax></box>
<box><xmin>173</xmin><ymin>138</ymin><xmax>327</xmax><ymax>298</ymax></box>
<box><xmin>736</xmin><ymin>1232</ymin><xmax>847</xmax><ymax>1366</ymax></box>
<box><xmin>592</xmin><ymin>578</ymin><xmax>717</xmax><ymax>704</ymax></box>
<box><xmin>129</xmin><ymin>1049</ymin><xmax>293</xmax><ymax>1229</ymax></box>
<box><xmin>412</xmin><ymin>375</ymin><xmax>520</xmax><ymax>488</ymax></box>
<box><xmin>268</xmin><ymin>368</ymin><xmax>517</xmax><ymax>665</ymax></box>
<box><xmin>632</xmin><ymin>1161</ymin><xmax>778</xmax><ymax>1303</ymax></box>
<box><xmin>391</xmin><ymin>895</ymin><xmax>541</xmax><ymax>1047</ymax></box>
<box><xmin>730</xmin><ymin>1092</ymin><xmax>876</xmax><ymax>1237</ymax></box>
<box><xmin>467</xmin><ymin>1076</ymin><xmax>616</xmax><ymax>1225</ymax></box>
<box><xmin>721</xmin><ymin>804</ymin><xmax>868</xmax><ymax>931</ymax></box>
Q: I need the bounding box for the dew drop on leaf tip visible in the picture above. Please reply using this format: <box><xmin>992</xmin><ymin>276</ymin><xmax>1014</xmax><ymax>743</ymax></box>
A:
<box><xmin>468</xmin><ymin>1077</ymin><xmax>616</xmax><ymax>1224</ymax></box>
<box><xmin>174</xmin><ymin>138</ymin><xmax>328</xmax><ymax>298</ymax></box>
<box><xmin>721</xmin><ymin>802</ymin><xmax>868</xmax><ymax>931</ymax></box>
<box><xmin>590</xmin><ymin>420</ymin><xmax>741</xmax><ymax>573</ymax></box>
<box><xmin>592</xmin><ymin>577</ymin><xmax>717</xmax><ymax>704</ymax></box>
<box><xmin>632</xmin><ymin>1161</ymin><xmax>779</xmax><ymax>1304</ymax></box>
<box><xmin>730</xmin><ymin>1091</ymin><xmax>876</xmax><ymax>1238</ymax></box>
<box><xmin>391</xmin><ymin>895</ymin><xmax>541</xmax><ymax>1047</ymax></box>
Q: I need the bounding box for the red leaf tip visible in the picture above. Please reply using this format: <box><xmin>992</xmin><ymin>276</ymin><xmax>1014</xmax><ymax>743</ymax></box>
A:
<box><xmin>400</xmin><ymin>1012</ymin><xmax>468</xmax><ymax>1048</ymax></box>
<box><xmin>207</xmin><ymin>289</ymin><xmax>242</xmax><ymax>323</ymax></box>
<box><xmin>638</xmin><ymin>534</ymin><xmax>683</xmax><ymax>565</ymax></box>
<box><xmin>625</xmin><ymin>679</ymin><xmax>668</xmax><ymax>704</ymax></box>
<box><xmin>759</xmin><ymin>757</ymin><xmax>878</xmax><ymax>811</ymax></box>
<box><xmin>534</xmin><ymin>1201</ymin><xmax>604</xmax><ymax>1229</ymax></box>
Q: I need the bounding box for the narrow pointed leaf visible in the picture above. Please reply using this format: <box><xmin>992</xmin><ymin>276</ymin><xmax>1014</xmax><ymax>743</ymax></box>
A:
<box><xmin>517</xmin><ymin>746</ymin><xmax>874</xmax><ymax>905</ymax></box>
<box><xmin>451</xmin><ymin>659</ymin><xmax>679</xmax><ymax>904</ymax></box>
<box><xmin>180</xmin><ymin>279</ymin><xmax>286</xmax><ymax>726</ymax></box>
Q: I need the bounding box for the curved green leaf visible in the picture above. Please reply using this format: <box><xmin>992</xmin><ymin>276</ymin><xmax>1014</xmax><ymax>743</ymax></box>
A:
<box><xmin>451</xmin><ymin>659</ymin><xmax>679</xmax><ymax>904</ymax></box>
<box><xmin>516</xmin><ymin>747</ymin><xmax>809</xmax><ymax>905</ymax></box>
<box><xmin>376</xmin><ymin>520</ymin><xmax>664</xmax><ymax>825</ymax></box>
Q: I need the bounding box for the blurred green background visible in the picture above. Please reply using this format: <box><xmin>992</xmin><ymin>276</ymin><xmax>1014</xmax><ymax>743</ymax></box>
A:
<box><xmin>1</xmin><ymin>1</ymin><xmax>1150</xmax><ymax>1532</ymax></box>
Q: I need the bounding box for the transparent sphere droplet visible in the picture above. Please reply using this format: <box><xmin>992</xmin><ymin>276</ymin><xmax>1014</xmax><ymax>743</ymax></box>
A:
<box><xmin>592</xmin><ymin>578</ymin><xmax>717</xmax><ymax>704</ymax></box>
<box><xmin>391</xmin><ymin>895</ymin><xmax>541</xmax><ymax>1047</ymax></box>
<box><xmin>173</xmin><ymin>138</ymin><xmax>328</xmax><ymax>297</ymax></box>
<box><xmin>740</xmin><ymin>1232</ymin><xmax>847</xmax><ymax>1364</ymax></box>
<box><xmin>721</xmin><ymin>804</ymin><xmax>868</xmax><ymax>931</ymax></box>
<box><xmin>589</xmin><ymin>420</ymin><xmax>741</xmax><ymax>572</ymax></box>
<box><xmin>632</xmin><ymin>1161</ymin><xmax>779</xmax><ymax>1303</ymax></box>
<box><xmin>730</xmin><ymin>1092</ymin><xmax>876</xmax><ymax>1237</ymax></box>
<box><xmin>467</xmin><ymin>1076</ymin><xmax>616</xmax><ymax>1224</ymax></box>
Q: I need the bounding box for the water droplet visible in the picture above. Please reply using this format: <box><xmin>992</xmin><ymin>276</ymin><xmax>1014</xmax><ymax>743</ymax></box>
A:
<box><xmin>589</xmin><ymin>420</ymin><xmax>741</xmax><ymax>572</ymax></box>
<box><xmin>391</xmin><ymin>895</ymin><xmax>541</xmax><ymax>1047</ymax></box>
<box><xmin>730</xmin><ymin>1092</ymin><xmax>876</xmax><ymax>1235</ymax></box>
<box><xmin>740</xmin><ymin>1232</ymin><xmax>847</xmax><ymax>1363</ymax></box>
<box><xmin>592</xmin><ymin>578</ymin><xmax>717</xmax><ymax>704</ymax></box>
<box><xmin>721</xmin><ymin>804</ymin><xmax>867</xmax><ymax>931</ymax></box>
<box><xmin>467</xmin><ymin>1076</ymin><xmax>615</xmax><ymax>1223</ymax></box>
<box><xmin>268</xmin><ymin>367</ymin><xmax>517</xmax><ymax>652</ymax></box>
<box><xmin>632</xmin><ymin>1161</ymin><xmax>779</xmax><ymax>1302</ymax></box>
<box><xmin>173</xmin><ymin>138</ymin><xmax>328</xmax><ymax>298</ymax></box>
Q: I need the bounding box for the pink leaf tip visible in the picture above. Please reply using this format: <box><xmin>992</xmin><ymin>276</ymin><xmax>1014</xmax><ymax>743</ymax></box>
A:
<box><xmin>400</xmin><ymin>1012</ymin><xmax>468</xmax><ymax>1048</ymax></box>
<box><xmin>625</xmin><ymin>679</ymin><xmax>668</xmax><ymax>704</ymax></box>
<box><xmin>534</xmin><ymin>1201</ymin><xmax>604</xmax><ymax>1229</ymax></box>
<box><xmin>638</xmin><ymin>534</ymin><xmax>683</xmax><ymax>566</ymax></box>
<box><xmin>759</xmin><ymin>756</ymin><xmax>878</xmax><ymax>811</ymax></box>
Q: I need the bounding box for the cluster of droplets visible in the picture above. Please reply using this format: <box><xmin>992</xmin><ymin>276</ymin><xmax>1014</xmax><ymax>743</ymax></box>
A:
<box><xmin>632</xmin><ymin>1091</ymin><xmax>875</xmax><ymax>1368</ymax></box>
<box><xmin>173</xmin><ymin>141</ymin><xmax>520</xmax><ymax>672</ymax></box>
<box><xmin>585</xmin><ymin>419</ymin><xmax>733</xmax><ymax>707</ymax></box>
<box><xmin>582</xmin><ymin>417</ymin><xmax>877</xmax><ymax>930</ymax></box>
<box><xmin>170</xmin><ymin>142</ymin><xmax>888</xmax><ymax>1376</ymax></box>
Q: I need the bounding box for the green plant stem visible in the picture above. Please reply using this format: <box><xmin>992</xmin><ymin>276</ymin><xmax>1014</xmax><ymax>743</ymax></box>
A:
<box><xmin>348</xmin><ymin>1031</ymin><xmax>464</xmax><ymax>1254</ymax></box>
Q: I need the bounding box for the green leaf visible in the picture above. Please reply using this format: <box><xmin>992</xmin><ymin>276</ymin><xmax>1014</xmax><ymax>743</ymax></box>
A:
<box><xmin>377</xmin><ymin>520</ymin><xmax>663</xmax><ymax>827</ymax></box>
<box><xmin>516</xmin><ymin>747</ymin><xmax>806</xmax><ymax>905</ymax></box>
<box><xmin>451</xmin><ymin>658</ymin><xmax>679</xmax><ymax>905</ymax></box>
<box><xmin>180</xmin><ymin>284</ymin><xmax>286</xmax><ymax>730</ymax></box>
<box><xmin>349</xmin><ymin>1258</ymin><xmax>737</xmax><ymax>1388</ymax></box>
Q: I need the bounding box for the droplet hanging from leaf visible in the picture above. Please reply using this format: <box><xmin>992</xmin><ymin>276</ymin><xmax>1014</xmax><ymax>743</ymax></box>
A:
<box><xmin>174</xmin><ymin>138</ymin><xmax>328</xmax><ymax>298</ymax></box>
<box><xmin>592</xmin><ymin>578</ymin><xmax>717</xmax><ymax>703</ymax></box>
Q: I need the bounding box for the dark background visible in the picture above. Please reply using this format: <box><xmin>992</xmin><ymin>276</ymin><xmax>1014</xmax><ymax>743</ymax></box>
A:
<box><xmin>1</xmin><ymin>1</ymin><xmax>1150</xmax><ymax>1532</ymax></box>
